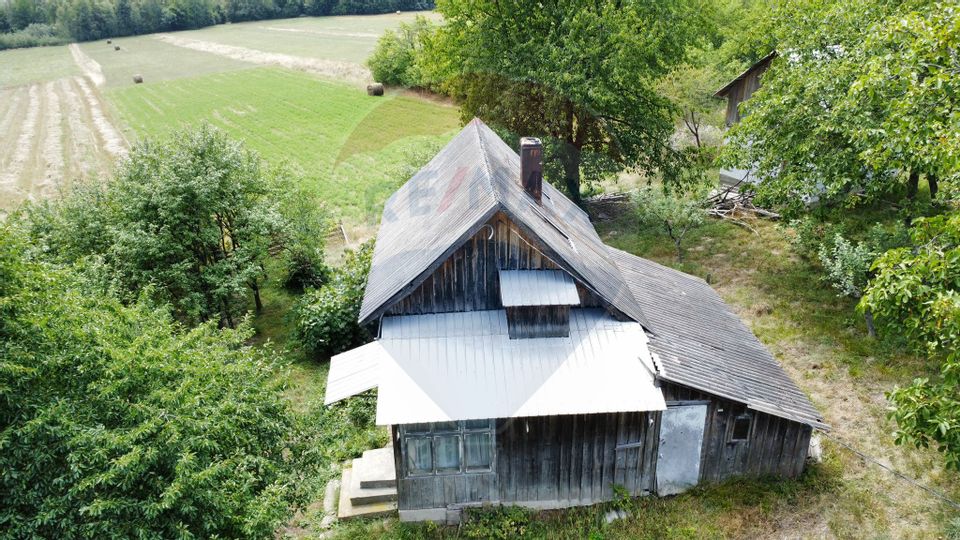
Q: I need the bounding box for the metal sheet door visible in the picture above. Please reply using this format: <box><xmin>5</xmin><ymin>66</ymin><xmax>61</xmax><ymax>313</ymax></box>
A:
<box><xmin>656</xmin><ymin>404</ymin><xmax>708</xmax><ymax>495</ymax></box>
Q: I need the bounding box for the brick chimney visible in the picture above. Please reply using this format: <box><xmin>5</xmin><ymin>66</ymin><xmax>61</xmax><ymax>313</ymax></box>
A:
<box><xmin>519</xmin><ymin>137</ymin><xmax>543</xmax><ymax>204</ymax></box>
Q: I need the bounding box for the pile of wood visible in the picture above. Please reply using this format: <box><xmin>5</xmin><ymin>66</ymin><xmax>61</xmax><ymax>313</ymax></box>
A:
<box><xmin>706</xmin><ymin>181</ymin><xmax>779</xmax><ymax>234</ymax></box>
<box><xmin>584</xmin><ymin>192</ymin><xmax>631</xmax><ymax>221</ymax></box>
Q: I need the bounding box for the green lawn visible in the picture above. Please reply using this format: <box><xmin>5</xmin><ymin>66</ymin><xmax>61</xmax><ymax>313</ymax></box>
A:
<box><xmin>173</xmin><ymin>12</ymin><xmax>437</xmax><ymax>64</ymax></box>
<box><xmin>0</xmin><ymin>45</ymin><xmax>79</xmax><ymax>88</ymax></box>
<box><xmin>77</xmin><ymin>35</ymin><xmax>250</xmax><ymax>88</ymax></box>
<box><xmin>108</xmin><ymin>67</ymin><xmax>461</xmax><ymax>223</ymax></box>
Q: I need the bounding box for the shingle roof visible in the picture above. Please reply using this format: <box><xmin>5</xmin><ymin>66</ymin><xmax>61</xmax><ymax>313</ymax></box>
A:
<box><xmin>608</xmin><ymin>247</ymin><xmax>827</xmax><ymax>429</ymax></box>
<box><xmin>359</xmin><ymin>118</ymin><xmax>650</xmax><ymax>328</ymax></box>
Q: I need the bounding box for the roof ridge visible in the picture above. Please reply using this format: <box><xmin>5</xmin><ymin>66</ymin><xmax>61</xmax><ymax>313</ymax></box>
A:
<box><xmin>472</xmin><ymin>118</ymin><xmax>497</xmax><ymax>197</ymax></box>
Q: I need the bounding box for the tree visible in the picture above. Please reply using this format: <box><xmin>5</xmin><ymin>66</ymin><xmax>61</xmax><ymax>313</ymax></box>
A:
<box><xmin>657</xmin><ymin>59</ymin><xmax>725</xmax><ymax>153</ymax></box>
<box><xmin>721</xmin><ymin>0</ymin><xmax>955</xmax><ymax>216</ymax></box>
<box><xmin>818</xmin><ymin>233</ymin><xmax>876</xmax><ymax>336</ymax></box>
<box><xmin>367</xmin><ymin>16</ymin><xmax>436</xmax><ymax>88</ymax></box>
<box><xmin>294</xmin><ymin>241</ymin><xmax>373</xmax><ymax>357</ymax></box>
<box><xmin>634</xmin><ymin>184</ymin><xmax>707</xmax><ymax>263</ymax></box>
<box><xmin>424</xmin><ymin>0</ymin><xmax>710</xmax><ymax>204</ymax></box>
<box><xmin>0</xmin><ymin>225</ymin><xmax>296</xmax><ymax>538</ymax></box>
<box><xmin>861</xmin><ymin>213</ymin><xmax>960</xmax><ymax>469</ymax></box>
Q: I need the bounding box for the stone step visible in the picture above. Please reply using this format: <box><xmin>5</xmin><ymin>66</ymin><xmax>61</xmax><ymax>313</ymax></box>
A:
<box><xmin>337</xmin><ymin>468</ymin><xmax>397</xmax><ymax>521</ymax></box>
<box><xmin>348</xmin><ymin>460</ymin><xmax>398</xmax><ymax>505</ymax></box>
<box><xmin>356</xmin><ymin>447</ymin><xmax>397</xmax><ymax>489</ymax></box>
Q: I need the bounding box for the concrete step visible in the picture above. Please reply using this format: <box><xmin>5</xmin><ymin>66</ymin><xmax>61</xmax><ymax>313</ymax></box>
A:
<box><xmin>348</xmin><ymin>459</ymin><xmax>398</xmax><ymax>505</ymax></box>
<box><xmin>356</xmin><ymin>447</ymin><xmax>397</xmax><ymax>489</ymax></box>
<box><xmin>337</xmin><ymin>468</ymin><xmax>397</xmax><ymax>521</ymax></box>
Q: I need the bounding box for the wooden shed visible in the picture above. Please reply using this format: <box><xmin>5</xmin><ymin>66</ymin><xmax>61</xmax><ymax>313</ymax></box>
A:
<box><xmin>326</xmin><ymin>119</ymin><xmax>826</xmax><ymax>522</ymax></box>
<box><xmin>714</xmin><ymin>51</ymin><xmax>777</xmax><ymax>127</ymax></box>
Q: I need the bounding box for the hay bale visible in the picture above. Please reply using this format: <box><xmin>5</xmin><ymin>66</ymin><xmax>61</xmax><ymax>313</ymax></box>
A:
<box><xmin>114</xmin><ymin>45</ymin><xmax>120</xmax><ymax>51</ymax></box>
<box><xmin>133</xmin><ymin>75</ymin><xmax>144</xmax><ymax>84</ymax></box>
<box><xmin>106</xmin><ymin>39</ymin><xmax>112</xmax><ymax>44</ymax></box>
<box><xmin>366</xmin><ymin>83</ymin><xmax>384</xmax><ymax>96</ymax></box>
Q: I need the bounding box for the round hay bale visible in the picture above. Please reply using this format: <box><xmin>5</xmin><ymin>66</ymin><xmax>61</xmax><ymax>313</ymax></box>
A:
<box><xmin>114</xmin><ymin>45</ymin><xmax>121</xmax><ymax>51</ymax></box>
<box><xmin>366</xmin><ymin>83</ymin><xmax>384</xmax><ymax>96</ymax></box>
<box><xmin>106</xmin><ymin>39</ymin><xmax>112</xmax><ymax>44</ymax></box>
<box><xmin>133</xmin><ymin>75</ymin><xmax>144</xmax><ymax>84</ymax></box>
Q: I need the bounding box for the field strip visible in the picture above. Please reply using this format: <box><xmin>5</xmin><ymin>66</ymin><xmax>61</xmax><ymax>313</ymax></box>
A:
<box><xmin>155</xmin><ymin>34</ymin><xmax>371</xmax><ymax>85</ymax></box>
<box><xmin>59</xmin><ymin>77</ymin><xmax>100</xmax><ymax>179</ymax></box>
<box><xmin>69</xmin><ymin>43</ymin><xmax>106</xmax><ymax>87</ymax></box>
<box><xmin>260</xmin><ymin>26</ymin><xmax>379</xmax><ymax>38</ymax></box>
<box><xmin>0</xmin><ymin>85</ymin><xmax>40</xmax><ymax>188</ymax></box>
<box><xmin>0</xmin><ymin>87</ymin><xmax>26</xmax><ymax>159</ymax></box>
<box><xmin>36</xmin><ymin>80</ymin><xmax>65</xmax><ymax>200</ymax></box>
<box><xmin>74</xmin><ymin>76</ymin><xmax>128</xmax><ymax>158</ymax></box>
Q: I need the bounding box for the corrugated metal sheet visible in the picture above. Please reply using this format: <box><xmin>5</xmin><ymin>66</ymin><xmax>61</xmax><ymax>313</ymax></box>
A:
<box><xmin>325</xmin><ymin>309</ymin><xmax>665</xmax><ymax>424</ymax></box>
<box><xmin>607</xmin><ymin>247</ymin><xmax>827</xmax><ymax>430</ymax></box>
<box><xmin>324</xmin><ymin>342</ymin><xmax>383</xmax><ymax>405</ymax></box>
<box><xmin>498</xmin><ymin>269</ymin><xmax>580</xmax><ymax>307</ymax></box>
<box><xmin>358</xmin><ymin>118</ymin><xmax>650</xmax><ymax>330</ymax></box>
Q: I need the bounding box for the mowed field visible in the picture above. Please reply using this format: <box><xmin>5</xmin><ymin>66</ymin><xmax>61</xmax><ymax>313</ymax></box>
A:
<box><xmin>0</xmin><ymin>11</ymin><xmax>460</xmax><ymax>222</ymax></box>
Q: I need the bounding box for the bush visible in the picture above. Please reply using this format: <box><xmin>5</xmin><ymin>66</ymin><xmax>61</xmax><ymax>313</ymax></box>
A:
<box><xmin>0</xmin><ymin>23</ymin><xmax>68</xmax><ymax>50</ymax></box>
<box><xmin>634</xmin><ymin>185</ymin><xmax>708</xmax><ymax>263</ymax></box>
<box><xmin>367</xmin><ymin>17</ymin><xmax>436</xmax><ymax>87</ymax></box>
<box><xmin>462</xmin><ymin>505</ymin><xmax>542</xmax><ymax>539</ymax></box>
<box><xmin>0</xmin><ymin>226</ymin><xmax>297</xmax><ymax>539</ymax></box>
<box><xmin>293</xmin><ymin>241</ymin><xmax>374</xmax><ymax>357</ymax></box>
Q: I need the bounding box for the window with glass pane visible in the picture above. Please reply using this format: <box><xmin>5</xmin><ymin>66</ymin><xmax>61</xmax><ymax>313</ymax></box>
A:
<box><xmin>434</xmin><ymin>434</ymin><xmax>461</xmax><ymax>473</ymax></box>
<box><xmin>464</xmin><ymin>419</ymin><xmax>492</xmax><ymax>430</ymax></box>
<box><xmin>465</xmin><ymin>432</ymin><xmax>493</xmax><ymax>471</ymax></box>
<box><xmin>406</xmin><ymin>437</ymin><xmax>433</xmax><ymax>475</ymax></box>
<box><xmin>433</xmin><ymin>421</ymin><xmax>458</xmax><ymax>432</ymax></box>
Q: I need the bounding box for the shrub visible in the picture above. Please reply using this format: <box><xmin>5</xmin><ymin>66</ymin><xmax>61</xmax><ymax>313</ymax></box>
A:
<box><xmin>0</xmin><ymin>23</ymin><xmax>68</xmax><ymax>50</ymax></box>
<box><xmin>462</xmin><ymin>505</ymin><xmax>542</xmax><ymax>539</ymax></box>
<box><xmin>0</xmin><ymin>226</ymin><xmax>296</xmax><ymax>539</ymax></box>
<box><xmin>293</xmin><ymin>241</ymin><xmax>374</xmax><ymax>357</ymax></box>
<box><xmin>367</xmin><ymin>17</ymin><xmax>436</xmax><ymax>87</ymax></box>
<box><xmin>634</xmin><ymin>185</ymin><xmax>708</xmax><ymax>263</ymax></box>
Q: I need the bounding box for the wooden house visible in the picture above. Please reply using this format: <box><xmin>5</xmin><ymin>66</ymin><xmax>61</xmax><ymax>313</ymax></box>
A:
<box><xmin>325</xmin><ymin>119</ymin><xmax>826</xmax><ymax>523</ymax></box>
<box><xmin>715</xmin><ymin>51</ymin><xmax>777</xmax><ymax>127</ymax></box>
<box><xmin>714</xmin><ymin>51</ymin><xmax>777</xmax><ymax>190</ymax></box>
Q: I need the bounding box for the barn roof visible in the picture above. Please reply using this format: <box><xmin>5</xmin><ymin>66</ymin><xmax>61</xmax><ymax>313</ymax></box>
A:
<box><xmin>714</xmin><ymin>51</ymin><xmax>778</xmax><ymax>98</ymax></box>
<box><xmin>608</xmin><ymin>247</ymin><xmax>827</xmax><ymax>430</ymax></box>
<box><xmin>359</xmin><ymin>118</ymin><xmax>650</xmax><ymax>328</ymax></box>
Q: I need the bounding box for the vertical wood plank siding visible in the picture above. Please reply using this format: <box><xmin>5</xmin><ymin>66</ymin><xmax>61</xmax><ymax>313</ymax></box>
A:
<box><xmin>386</xmin><ymin>213</ymin><xmax>603</xmax><ymax>316</ymax></box>
<box><xmin>506</xmin><ymin>306</ymin><xmax>570</xmax><ymax>338</ymax></box>
<box><xmin>660</xmin><ymin>382</ymin><xmax>811</xmax><ymax>481</ymax></box>
<box><xmin>394</xmin><ymin>387</ymin><xmax>810</xmax><ymax>510</ymax></box>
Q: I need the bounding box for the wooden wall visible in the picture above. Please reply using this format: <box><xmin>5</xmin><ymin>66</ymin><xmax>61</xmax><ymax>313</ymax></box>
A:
<box><xmin>392</xmin><ymin>385</ymin><xmax>811</xmax><ymax>511</ymax></box>
<box><xmin>386</xmin><ymin>213</ymin><xmax>603</xmax><ymax>316</ymax></box>
<box><xmin>724</xmin><ymin>59</ymin><xmax>772</xmax><ymax>126</ymax></box>
<box><xmin>506</xmin><ymin>306</ymin><xmax>570</xmax><ymax>338</ymax></box>
<box><xmin>661</xmin><ymin>382</ymin><xmax>811</xmax><ymax>480</ymax></box>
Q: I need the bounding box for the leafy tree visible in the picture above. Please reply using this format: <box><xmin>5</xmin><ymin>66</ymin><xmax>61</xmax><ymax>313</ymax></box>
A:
<box><xmin>861</xmin><ymin>213</ymin><xmax>960</xmax><ymax>469</ymax></box>
<box><xmin>634</xmin><ymin>184</ymin><xmax>707</xmax><ymax>263</ymax></box>
<box><xmin>0</xmin><ymin>225</ymin><xmax>296</xmax><ymax>538</ymax></box>
<box><xmin>367</xmin><ymin>16</ymin><xmax>436</xmax><ymax>87</ymax></box>
<box><xmin>294</xmin><ymin>241</ymin><xmax>373</xmax><ymax>357</ymax></box>
<box><xmin>424</xmin><ymin>0</ymin><xmax>710</xmax><ymax>204</ymax></box>
<box><xmin>657</xmin><ymin>60</ymin><xmax>725</xmax><ymax>152</ymax></box>
<box><xmin>818</xmin><ymin>233</ymin><xmax>876</xmax><ymax>336</ymax></box>
<box><xmin>722</xmin><ymin>0</ymin><xmax>955</xmax><ymax>216</ymax></box>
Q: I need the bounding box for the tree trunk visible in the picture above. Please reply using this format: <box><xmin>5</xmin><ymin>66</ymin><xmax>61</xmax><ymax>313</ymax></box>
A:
<box><xmin>222</xmin><ymin>299</ymin><xmax>235</xmax><ymax>329</ymax></box>
<box><xmin>906</xmin><ymin>170</ymin><xmax>920</xmax><ymax>199</ymax></box>
<box><xmin>251</xmin><ymin>281</ymin><xmax>263</xmax><ymax>313</ymax></box>
<box><xmin>560</xmin><ymin>145</ymin><xmax>582</xmax><ymax>206</ymax></box>
<box><xmin>675</xmin><ymin>238</ymin><xmax>684</xmax><ymax>263</ymax></box>
<box><xmin>864</xmin><ymin>307</ymin><xmax>876</xmax><ymax>338</ymax></box>
<box><xmin>928</xmin><ymin>174</ymin><xmax>939</xmax><ymax>200</ymax></box>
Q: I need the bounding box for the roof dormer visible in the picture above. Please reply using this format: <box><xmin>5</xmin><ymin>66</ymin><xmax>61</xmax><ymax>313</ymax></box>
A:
<box><xmin>499</xmin><ymin>269</ymin><xmax>580</xmax><ymax>339</ymax></box>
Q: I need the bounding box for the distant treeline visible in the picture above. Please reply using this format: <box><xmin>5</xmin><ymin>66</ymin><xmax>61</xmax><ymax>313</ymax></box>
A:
<box><xmin>0</xmin><ymin>0</ymin><xmax>434</xmax><ymax>49</ymax></box>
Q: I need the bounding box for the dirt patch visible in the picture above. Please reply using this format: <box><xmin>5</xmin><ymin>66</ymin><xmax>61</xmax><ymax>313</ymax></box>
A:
<box><xmin>69</xmin><ymin>43</ymin><xmax>106</xmax><ymax>87</ymax></box>
<box><xmin>155</xmin><ymin>34</ymin><xmax>371</xmax><ymax>85</ymax></box>
<box><xmin>74</xmin><ymin>76</ymin><xmax>128</xmax><ymax>158</ymax></box>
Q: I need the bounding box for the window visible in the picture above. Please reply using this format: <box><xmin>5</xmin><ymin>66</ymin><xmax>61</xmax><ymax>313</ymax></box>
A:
<box><xmin>401</xmin><ymin>420</ymin><xmax>495</xmax><ymax>476</ymax></box>
<box><xmin>731</xmin><ymin>414</ymin><xmax>751</xmax><ymax>442</ymax></box>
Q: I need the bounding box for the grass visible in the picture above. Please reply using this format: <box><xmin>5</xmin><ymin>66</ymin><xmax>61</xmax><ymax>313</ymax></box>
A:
<box><xmin>108</xmin><ymin>67</ymin><xmax>461</xmax><ymax>223</ymax></box>
<box><xmin>77</xmin><ymin>35</ymin><xmax>249</xmax><ymax>88</ymax></box>
<box><xmin>174</xmin><ymin>12</ymin><xmax>437</xmax><ymax>64</ymax></box>
<box><xmin>0</xmin><ymin>44</ymin><xmax>79</xmax><ymax>88</ymax></box>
